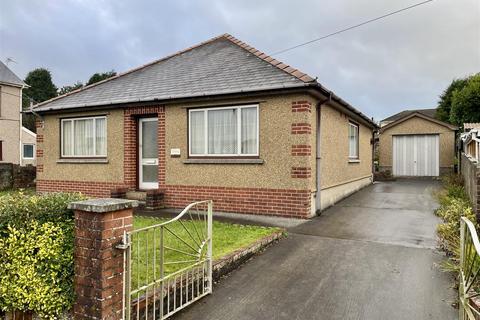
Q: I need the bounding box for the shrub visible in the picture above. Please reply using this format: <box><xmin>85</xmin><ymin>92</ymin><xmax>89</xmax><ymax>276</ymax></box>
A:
<box><xmin>435</xmin><ymin>175</ymin><xmax>476</xmax><ymax>272</ymax></box>
<box><xmin>0</xmin><ymin>192</ymin><xmax>86</xmax><ymax>318</ymax></box>
<box><xmin>0</xmin><ymin>222</ymin><xmax>74</xmax><ymax>319</ymax></box>
<box><xmin>0</xmin><ymin>191</ymin><xmax>85</xmax><ymax>232</ymax></box>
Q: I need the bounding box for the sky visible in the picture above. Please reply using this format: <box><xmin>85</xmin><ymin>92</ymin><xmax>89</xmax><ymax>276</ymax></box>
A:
<box><xmin>1</xmin><ymin>0</ymin><xmax>479</xmax><ymax>121</ymax></box>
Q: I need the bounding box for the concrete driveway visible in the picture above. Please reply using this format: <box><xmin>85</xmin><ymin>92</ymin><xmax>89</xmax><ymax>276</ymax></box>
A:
<box><xmin>174</xmin><ymin>180</ymin><xmax>456</xmax><ymax>320</ymax></box>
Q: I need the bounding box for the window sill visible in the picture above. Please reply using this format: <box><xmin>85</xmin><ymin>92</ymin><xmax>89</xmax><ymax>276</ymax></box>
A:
<box><xmin>348</xmin><ymin>159</ymin><xmax>361</xmax><ymax>163</ymax></box>
<box><xmin>57</xmin><ymin>158</ymin><xmax>108</xmax><ymax>164</ymax></box>
<box><xmin>183</xmin><ymin>159</ymin><xmax>264</xmax><ymax>165</ymax></box>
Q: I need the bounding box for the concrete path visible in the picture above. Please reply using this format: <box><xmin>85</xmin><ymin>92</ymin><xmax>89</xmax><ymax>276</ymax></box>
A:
<box><xmin>173</xmin><ymin>180</ymin><xmax>457</xmax><ymax>320</ymax></box>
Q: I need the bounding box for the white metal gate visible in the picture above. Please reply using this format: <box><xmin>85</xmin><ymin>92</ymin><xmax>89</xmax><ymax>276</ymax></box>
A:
<box><xmin>392</xmin><ymin>134</ymin><xmax>439</xmax><ymax>176</ymax></box>
<box><xmin>118</xmin><ymin>200</ymin><xmax>213</xmax><ymax>320</ymax></box>
<box><xmin>459</xmin><ymin>217</ymin><xmax>480</xmax><ymax>319</ymax></box>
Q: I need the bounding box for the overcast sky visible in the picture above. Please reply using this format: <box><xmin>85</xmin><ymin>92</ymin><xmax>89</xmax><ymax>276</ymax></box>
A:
<box><xmin>1</xmin><ymin>0</ymin><xmax>479</xmax><ymax>120</ymax></box>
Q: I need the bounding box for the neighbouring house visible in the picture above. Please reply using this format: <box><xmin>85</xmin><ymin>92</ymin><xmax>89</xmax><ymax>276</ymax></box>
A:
<box><xmin>460</xmin><ymin>123</ymin><xmax>480</xmax><ymax>219</ymax></box>
<box><xmin>378</xmin><ymin>108</ymin><xmax>457</xmax><ymax>177</ymax></box>
<box><xmin>461</xmin><ymin>123</ymin><xmax>480</xmax><ymax>162</ymax></box>
<box><xmin>31</xmin><ymin>34</ymin><xmax>377</xmax><ymax>218</ymax></box>
<box><xmin>0</xmin><ymin>61</ymin><xmax>36</xmax><ymax>166</ymax></box>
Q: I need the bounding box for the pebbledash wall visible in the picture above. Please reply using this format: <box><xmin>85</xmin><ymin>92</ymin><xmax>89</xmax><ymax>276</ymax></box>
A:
<box><xmin>36</xmin><ymin>92</ymin><xmax>373</xmax><ymax>218</ymax></box>
<box><xmin>379</xmin><ymin>116</ymin><xmax>456</xmax><ymax>174</ymax></box>
<box><xmin>318</xmin><ymin>103</ymin><xmax>373</xmax><ymax>210</ymax></box>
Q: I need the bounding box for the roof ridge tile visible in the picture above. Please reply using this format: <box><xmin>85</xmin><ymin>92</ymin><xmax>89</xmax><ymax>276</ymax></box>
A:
<box><xmin>222</xmin><ymin>34</ymin><xmax>315</xmax><ymax>83</ymax></box>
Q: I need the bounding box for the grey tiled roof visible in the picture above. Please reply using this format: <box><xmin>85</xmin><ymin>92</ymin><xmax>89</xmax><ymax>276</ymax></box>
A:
<box><xmin>34</xmin><ymin>35</ymin><xmax>312</xmax><ymax>112</ymax></box>
<box><xmin>32</xmin><ymin>34</ymin><xmax>376</xmax><ymax>127</ymax></box>
<box><xmin>0</xmin><ymin>61</ymin><xmax>25</xmax><ymax>87</ymax></box>
<box><xmin>382</xmin><ymin>108</ymin><xmax>437</xmax><ymax>123</ymax></box>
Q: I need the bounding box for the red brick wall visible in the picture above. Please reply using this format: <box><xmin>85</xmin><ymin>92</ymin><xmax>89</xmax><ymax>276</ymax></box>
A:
<box><xmin>37</xmin><ymin>179</ymin><xmax>125</xmax><ymax>198</ymax></box>
<box><xmin>73</xmin><ymin>206</ymin><xmax>133</xmax><ymax>319</ymax></box>
<box><xmin>164</xmin><ymin>185</ymin><xmax>311</xmax><ymax>218</ymax></box>
<box><xmin>37</xmin><ymin>179</ymin><xmax>312</xmax><ymax>218</ymax></box>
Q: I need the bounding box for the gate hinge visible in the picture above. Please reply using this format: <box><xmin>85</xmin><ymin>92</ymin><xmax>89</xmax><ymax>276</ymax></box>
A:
<box><xmin>116</xmin><ymin>242</ymin><xmax>130</xmax><ymax>250</ymax></box>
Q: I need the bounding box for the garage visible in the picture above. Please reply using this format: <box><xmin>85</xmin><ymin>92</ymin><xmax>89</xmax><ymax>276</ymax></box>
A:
<box><xmin>378</xmin><ymin>109</ymin><xmax>457</xmax><ymax>177</ymax></box>
<box><xmin>392</xmin><ymin>134</ymin><xmax>439</xmax><ymax>176</ymax></box>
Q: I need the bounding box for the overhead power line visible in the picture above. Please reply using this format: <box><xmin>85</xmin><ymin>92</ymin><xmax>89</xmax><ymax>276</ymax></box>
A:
<box><xmin>272</xmin><ymin>0</ymin><xmax>435</xmax><ymax>55</ymax></box>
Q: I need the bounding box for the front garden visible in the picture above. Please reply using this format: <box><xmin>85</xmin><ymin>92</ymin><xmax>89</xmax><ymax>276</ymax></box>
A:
<box><xmin>0</xmin><ymin>190</ymin><xmax>281</xmax><ymax>319</ymax></box>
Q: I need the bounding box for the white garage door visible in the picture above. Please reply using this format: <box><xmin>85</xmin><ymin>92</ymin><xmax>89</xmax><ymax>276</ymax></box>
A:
<box><xmin>393</xmin><ymin>135</ymin><xmax>439</xmax><ymax>176</ymax></box>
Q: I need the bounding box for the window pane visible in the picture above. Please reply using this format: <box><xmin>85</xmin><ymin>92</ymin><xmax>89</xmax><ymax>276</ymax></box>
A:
<box><xmin>208</xmin><ymin>109</ymin><xmax>237</xmax><ymax>154</ymax></box>
<box><xmin>62</xmin><ymin>120</ymin><xmax>73</xmax><ymax>156</ymax></box>
<box><xmin>23</xmin><ymin>145</ymin><xmax>34</xmax><ymax>158</ymax></box>
<box><xmin>190</xmin><ymin>111</ymin><xmax>205</xmax><ymax>154</ymax></box>
<box><xmin>349</xmin><ymin>124</ymin><xmax>358</xmax><ymax>158</ymax></box>
<box><xmin>95</xmin><ymin>118</ymin><xmax>106</xmax><ymax>155</ymax></box>
<box><xmin>141</xmin><ymin>120</ymin><xmax>158</xmax><ymax>158</ymax></box>
<box><xmin>241</xmin><ymin>107</ymin><xmax>257</xmax><ymax>154</ymax></box>
<box><xmin>142</xmin><ymin>165</ymin><xmax>158</xmax><ymax>183</ymax></box>
<box><xmin>74</xmin><ymin>119</ymin><xmax>94</xmax><ymax>156</ymax></box>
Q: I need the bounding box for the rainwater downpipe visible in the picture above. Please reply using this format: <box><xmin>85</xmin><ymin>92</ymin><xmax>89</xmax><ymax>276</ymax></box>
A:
<box><xmin>315</xmin><ymin>92</ymin><xmax>332</xmax><ymax>215</ymax></box>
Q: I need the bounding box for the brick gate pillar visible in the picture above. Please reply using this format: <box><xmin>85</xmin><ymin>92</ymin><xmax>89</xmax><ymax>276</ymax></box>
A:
<box><xmin>69</xmin><ymin>198</ymin><xmax>138</xmax><ymax>320</ymax></box>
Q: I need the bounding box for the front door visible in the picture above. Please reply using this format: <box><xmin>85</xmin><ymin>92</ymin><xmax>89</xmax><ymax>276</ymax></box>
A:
<box><xmin>139</xmin><ymin>118</ymin><xmax>158</xmax><ymax>189</ymax></box>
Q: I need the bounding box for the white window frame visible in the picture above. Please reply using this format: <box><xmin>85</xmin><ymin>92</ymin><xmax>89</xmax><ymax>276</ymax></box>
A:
<box><xmin>348</xmin><ymin>122</ymin><xmax>359</xmax><ymax>159</ymax></box>
<box><xmin>61</xmin><ymin>116</ymin><xmax>107</xmax><ymax>158</ymax></box>
<box><xmin>22</xmin><ymin>143</ymin><xmax>35</xmax><ymax>160</ymax></box>
<box><xmin>188</xmin><ymin>105</ymin><xmax>259</xmax><ymax>157</ymax></box>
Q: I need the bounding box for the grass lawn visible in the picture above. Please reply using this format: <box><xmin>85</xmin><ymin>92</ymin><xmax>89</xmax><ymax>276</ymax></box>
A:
<box><xmin>131</xmin><ymin>216</ymin><xmax>282</xmax><ymax>291</ymax></box>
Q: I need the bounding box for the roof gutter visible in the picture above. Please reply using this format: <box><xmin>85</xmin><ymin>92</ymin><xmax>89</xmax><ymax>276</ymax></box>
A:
<box><xmin>310</xmin><ymin>82</ymin><xmax>378</xmax><ymax>129</ymax></box>
<box><xmin>30</xmin><ymin>80</ymin><xmax>378</xmax><ymax>129</ymax></box>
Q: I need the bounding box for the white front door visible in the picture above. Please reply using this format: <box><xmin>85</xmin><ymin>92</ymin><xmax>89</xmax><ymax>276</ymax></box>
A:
<box><xmin>139</xmin><ymin>118</ymin><xmax>158</xmax><ymax>189</ymax></box>
<box><xmin>393</xmin><ymin>134</ymin><xmax>439</xmax><ymax>176</ymax></box>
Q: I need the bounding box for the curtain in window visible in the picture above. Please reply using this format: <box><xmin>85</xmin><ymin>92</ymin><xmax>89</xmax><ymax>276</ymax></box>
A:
<box><xmin>241</xmin><ymin>107</ymin><xmax>257</xmax><ymax>154</ymax></box>
<box><xmin>208</xmin><ymin>109</ymin><xmax>237</xmax><ymax>154</ymax></box>
<box><xmin>95</xmin><ymin>118</ymin><xmax>106</xmax><ymax>155</ymax></box>
<box><xmin>63</xmin><ymin>120</ymin><xmax>73</xmax><ymax>156</ymax></box>
<box><xmin>190</xmin><ymin>111</ymin><xmax>205</xmax><ymax>154</ymax></box>
<box><xmin>74</xmin><ymin>119</ymin><xmax>94</xmax><ymax>155</ymax></box>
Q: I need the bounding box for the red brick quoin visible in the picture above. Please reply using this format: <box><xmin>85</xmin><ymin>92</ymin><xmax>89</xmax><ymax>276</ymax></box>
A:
<box><xmin>69</xmin><ymin>198</ymin><xmax>137</xmax><ymax>320</ymax></box>
<box><xmin>291</xmin><ymin>145</ymin><xmax>312</xmax><ymax>156</ymax></box>
<box><xmin>291</xmin><ymin>101</ymin><xmax>312</xmax><ymax>113</ymax></box>
<box><xmin>291</xmin><ymin>123</ymin><xmax>312</xmax><ymax>134</ymax></box>
<box><xmin>291</xmin><ymin>167</ymin><xmax>311</xmax><ymax>179</ymax></box>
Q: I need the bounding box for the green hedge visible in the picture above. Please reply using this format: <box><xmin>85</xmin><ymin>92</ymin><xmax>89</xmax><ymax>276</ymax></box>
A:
<box><xmin>0</xmin><ymin>191</ymin><xmax>86</xmax><ymax>319</ymax></box>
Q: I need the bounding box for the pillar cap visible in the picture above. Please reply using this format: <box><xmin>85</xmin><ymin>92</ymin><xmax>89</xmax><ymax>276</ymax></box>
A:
<box><xmin>68</xmin><ymin>198</ymin><xmax>138</xmax><ymax>213</ymax></box>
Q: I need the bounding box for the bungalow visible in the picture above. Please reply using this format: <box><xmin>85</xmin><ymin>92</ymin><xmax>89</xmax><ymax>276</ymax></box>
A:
<box><xmin>32</xmin><ymin>34</ymin><xmax>377</xmax><ymax>218</ymax></box>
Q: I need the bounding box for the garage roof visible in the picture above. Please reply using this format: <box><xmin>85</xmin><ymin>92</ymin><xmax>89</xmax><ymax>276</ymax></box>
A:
<box><xmin>381</xmin><ymin>108</ymin><xmax>437</xmax><ymax>124</ymax></box>
<box><xmin>379</xmin><ymin>111</ymin><xmax>458</xmax><ymax>133</ymax></box>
